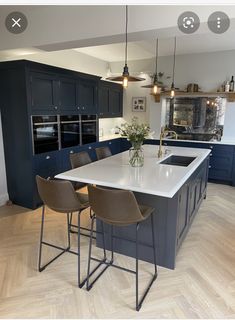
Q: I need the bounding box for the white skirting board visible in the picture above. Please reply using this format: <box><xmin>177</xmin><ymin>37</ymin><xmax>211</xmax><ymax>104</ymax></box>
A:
<box><xmin>0</xmin><ymin>193</ymin><xmax>9</xmax><ymax>207</ymax></box>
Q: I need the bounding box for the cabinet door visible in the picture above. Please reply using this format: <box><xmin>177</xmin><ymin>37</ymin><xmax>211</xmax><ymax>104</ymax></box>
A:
<box><xmin>33</xmin><ymin>152</ymin><xmax>62</xmax><ymax>207</ymax></box>
<box><xmin>34</xmin><ymin>152</ymin><xmax>62</xmax><ymax>178</ymax></box>
<box><xmin>109</xmin><ymin>88</ymin><xmax>123</xmax><ymax>117</ymax></box>
<box><xmin>208</xmin><ymin>145</ymin><xmax>234</xmax><ymax>181</ymax></box>
<box><xmin>30</xmin><ymin>72</ymin><xmax>59</xmax><ymax>113</ymax></box>
<box><xmin>98</xmin><ymin>84</ymin><xmax>109</xmax><ymax>117</ymax></box>
<box><xmin>177</xmin><ymin>184</ymin><xmax>189</xmax><ymax>244</ymax></box>
<box><xmin>78</xmin><ymin>79</ymin><xmax>97</xmax><ymax>114</ymax></box>
<box><xmin>188</xmin><ymin>182</ymin><xmax>196</xmax><ymax>220</ymax></box>
<box><xmin>59</xmin><ymin>77</ymin><xmax>78</xmax><ymax>112</ymax></box>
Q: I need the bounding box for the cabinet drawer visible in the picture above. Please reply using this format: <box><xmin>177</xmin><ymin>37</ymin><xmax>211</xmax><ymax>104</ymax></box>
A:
<box><xmin>34</xmin><ymin>152</ymin><xmax>61</xmax><ymax>178</ymax></box>
<box><xmin>209</xmin><ymin>144</ymin><xmax>234</xmax><ymax>157</ymax></box>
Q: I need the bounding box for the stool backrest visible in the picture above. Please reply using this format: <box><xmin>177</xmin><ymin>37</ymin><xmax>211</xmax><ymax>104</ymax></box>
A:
<box><xmin>95</xmin><ymin>146</ymin><xmax>112</xmax><ymax>160</ymax></box>
<box><xmin>88</xmin><ymin>185</ymin><xmax>144</xmax><ymax>226</ymax></box>
<box><xmin>36</xmin><ymin>175</ymin><xmax>81</xmax><ymax>213</ymax></box>
<box><xmin>70</xmin><ymin>151</ymin><xmax>92</xmax><ymax>169</ymax></box>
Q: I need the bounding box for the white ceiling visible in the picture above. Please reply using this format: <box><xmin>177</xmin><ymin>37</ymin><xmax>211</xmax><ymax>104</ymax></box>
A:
<box><xmin>75</xmin><ymin>29</ymin><xmax>235</xmax><ymax>62</ymax></box>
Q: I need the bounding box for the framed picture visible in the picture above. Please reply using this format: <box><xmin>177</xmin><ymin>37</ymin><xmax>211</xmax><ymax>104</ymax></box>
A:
<box><xmin>132</xmin><ymin>97</ymin><xmax>146</xmax><ymax>112</ymax></box>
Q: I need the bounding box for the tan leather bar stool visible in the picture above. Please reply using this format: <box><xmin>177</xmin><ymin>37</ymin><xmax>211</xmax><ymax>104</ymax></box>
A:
<box><xmin>95</xmin><ymin>146</ymin><xmax>112</xmax><ymax>160</ymax></box>
<box><xmin>69</xmin><ymin>151</ymin><xmax>93</xmax><ymax>234</ymax></box>
<box><xmin>86</xmin><ymin>185</ymin><xmax>158</xmax><ymax>311</ymax></box>
<box><xmin>36</xmin><ymin>175</ymin><xmax>97</xmax><ymax>288</ymax></box>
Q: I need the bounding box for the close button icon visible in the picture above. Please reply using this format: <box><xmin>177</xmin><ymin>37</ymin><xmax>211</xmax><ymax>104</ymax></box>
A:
<box><xmin>5</xmin><ymin>12</ymin><xmax>28</xmax><ymax>34</ymax></box>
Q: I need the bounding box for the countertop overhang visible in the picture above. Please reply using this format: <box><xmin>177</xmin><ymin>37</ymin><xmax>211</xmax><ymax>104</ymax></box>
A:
<box><xmin>56</xmin><ymin>145</ymin><xmax>211</xmax><ymax>198</ymax></box>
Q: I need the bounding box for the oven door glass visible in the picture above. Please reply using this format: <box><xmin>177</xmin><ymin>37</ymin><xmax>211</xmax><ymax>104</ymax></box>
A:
<box><xmin>60</xmin><ymin>122</ymin><xmax>80</xmax><ymax>148</ymax></box>
<box><xmin>33</xmin><ymin>122</ymin><xmax>59</xmax><ymax>154</ymax></box>
<box><xmin>81</xmin><ymin>121</ymin><xmax>97</xmax><ymax>144</ymax></box>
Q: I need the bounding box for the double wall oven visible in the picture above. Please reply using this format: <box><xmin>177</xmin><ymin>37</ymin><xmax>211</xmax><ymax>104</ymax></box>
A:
<box><xmin>32</xmin><ymin>115</ymin><xmax>98</xmax><ymax>154</ymax></box>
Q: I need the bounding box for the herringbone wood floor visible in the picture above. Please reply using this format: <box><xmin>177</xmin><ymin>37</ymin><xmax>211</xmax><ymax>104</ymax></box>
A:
<box><xmin>0</xmin><ymin>183</ymin><xmax>235</xmax><ymax>318</ymax></box>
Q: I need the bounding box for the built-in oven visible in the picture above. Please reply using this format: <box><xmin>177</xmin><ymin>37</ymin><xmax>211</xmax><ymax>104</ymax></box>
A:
<box><xmin>60</xmin><ymin>115</ymin><xmax>81</xmax><ymax>148</ymax></box>
<box><xmin>32</xmin><ymin>115</ymin><xmax>60</xmax><ymax>154</ymax></box>
<box><xmin>81</xmin><ymin>115</ymin><xmax>98</xmax><ymax>145</ymax></box>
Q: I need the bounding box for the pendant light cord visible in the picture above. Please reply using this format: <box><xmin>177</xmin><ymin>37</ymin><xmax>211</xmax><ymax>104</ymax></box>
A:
<box><xmin>155</xmin><ymin>38</ymin><xmax>158</xmax><ymax>75</ymax></box>
<box><xmin>125</xmin><ymin>5</ymin><xmax>128</xmax><ymax>66</ymax></box>
<box><xmin>172</xmin><ymin>36</ymin><xmax>176</xmax><ymax>84</ymax></box>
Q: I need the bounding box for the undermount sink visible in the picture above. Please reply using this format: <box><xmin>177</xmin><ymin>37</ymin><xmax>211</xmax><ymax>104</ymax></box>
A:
<box><xmin>160</xmin><ymin>155</ymin><xmax>196</xmax><ymax>167</ymax></box>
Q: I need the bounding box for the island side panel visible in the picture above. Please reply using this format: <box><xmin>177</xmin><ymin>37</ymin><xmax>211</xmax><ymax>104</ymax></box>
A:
<box><xmin>96</xmin><ymin>156</ymin><xmax>209</xmax><ymax>270</ymax></box>
<box><xmin>96</xmin><ymin>193</ymin><xmax>179</xmax><ymax>270</ymax></box>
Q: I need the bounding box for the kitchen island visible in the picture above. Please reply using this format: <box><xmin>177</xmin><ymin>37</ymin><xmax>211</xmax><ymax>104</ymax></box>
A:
<box><xmin>56</xmin><ymin>145</ymin><xmax>210</xmax><ymax>269</ymax></box>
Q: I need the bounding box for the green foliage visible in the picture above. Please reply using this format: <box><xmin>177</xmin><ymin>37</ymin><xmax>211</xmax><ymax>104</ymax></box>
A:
<box><xmin>119</xmin><ymin>117</ymin><xmax>150</xmax><ymax>148</ymax></box>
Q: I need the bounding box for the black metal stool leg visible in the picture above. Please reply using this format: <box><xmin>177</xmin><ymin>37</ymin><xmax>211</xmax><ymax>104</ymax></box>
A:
<box><xmin>136</xmin><ymin>223</ymin><xmax>140</xmax><ymax>311</ymax></box>
<box><xmin>86</xmin><ymin>216</ymin><xmax>95</xmax><ymax>290</ymax></box>
<box><xmin>101</xmin><ymin>221</ymin><xmax>107</xmax><ymax>260</ymax></box>
<box><xmin>135</xmin><ymin>215</ymin><xmax>158</xmax><ymax>311</ymax></box>
<box><xmin>110</xmin><ymin>225</ymin><xmax>114</xmax><ymax>263</ymax></box>
<box><xmin>38</xmin><ymin>206</ymin><xmax>71</xmax><ymax>272</ymax></box>
<box><xmin>77</xmin><ymin>210</ymin><xmax>82</xmax><ymax>288</ymax></box>
<box><xmin>38</xmin><ymin>205</ymin><xmax>45</xmax><ymax>272</ymax></box>
<box><xmin>67</xmin><ymin>213</ymin><xmax>71</xmax><ymax>250</ymax></box>
<box><xmin>151</xmin><ymin>213</ymin><xmax>158</xmax><ymax>277</ymax></box>
<box><xmin>69</xmin><ymin>212</ymin><xmax>77</xmax><ymax>234</ymax></box>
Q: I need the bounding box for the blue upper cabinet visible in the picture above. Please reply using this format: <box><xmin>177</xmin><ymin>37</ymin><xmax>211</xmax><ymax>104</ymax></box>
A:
<box><xmin>98</xmin><ymin>81</ymin><xmax>123</xmax><ymax>118</ymax></box>
<box><xmin>59</xmin><ymin>76</ymin><xmax>78</xmax><ymax>113</ymax></box>
<box><xmin>29</xmin><ymin>71</ymin><xmax>60</xmax><ymax>114</ymax></box>
<box><xmin>78</xmin><ymin>79</ymin><xmax>97</xmax><ymax>114</ymax></box>
<box><xmin>26</xmin><ymin>61</ymin><xmax>99</xmax><ymax>115</ymax></box>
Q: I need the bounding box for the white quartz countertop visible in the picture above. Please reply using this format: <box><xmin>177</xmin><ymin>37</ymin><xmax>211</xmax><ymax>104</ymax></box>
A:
<box><xmin>56</xmin><ymin>145</ymin><xmax>211</xmax><ymax>198</ymax></box>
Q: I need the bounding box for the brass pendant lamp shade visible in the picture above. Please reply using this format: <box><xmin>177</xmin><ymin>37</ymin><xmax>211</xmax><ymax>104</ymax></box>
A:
<box><xmin>142</xmin><ymin>38</ymin><xmax>163</xmax><ymax>94</ymax></box>
<box><xmin>106</xmin><ymin>6</ymin><xmax>145</xmax><ymax>88</ymax></box>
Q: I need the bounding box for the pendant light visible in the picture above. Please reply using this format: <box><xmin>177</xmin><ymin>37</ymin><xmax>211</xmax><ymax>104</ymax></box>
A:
<box><xmin>141</xmin><ymin>38</ymin><xmax>162</xmax><ymax>95</ymax></box>
<box><xmin>106</xmin><ymin>6</ymin><xmax>145</xmax><ymax>88</ymax></box>
<box><xmin>170</xmin><ymin>37</ymin><xmax>177</xmax><ymax>98</ymax></box>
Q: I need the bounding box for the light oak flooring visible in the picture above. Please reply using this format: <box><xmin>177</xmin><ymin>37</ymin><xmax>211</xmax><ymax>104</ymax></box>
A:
<box><xmin>0</xmin><ymin>183</ymin><xmax>235</xmax><ymax>319</ymax></box>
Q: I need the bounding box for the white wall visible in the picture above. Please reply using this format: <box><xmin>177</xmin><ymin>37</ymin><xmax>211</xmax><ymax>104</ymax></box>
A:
<box><xmin>110</xmin><ymin>49</ymin><xmax>235</xmax><ymax>140</ymax></box>
<box><xmin>0</xmin><ymin>112</ymin><xmax>8</xmax><ymax>206</ymax></box>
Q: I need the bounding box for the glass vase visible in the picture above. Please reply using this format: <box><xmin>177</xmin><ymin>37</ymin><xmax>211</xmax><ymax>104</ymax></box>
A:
<box><xmin>129</xmin><ymin>146</ymin><xmax>144</xmax><ymax>167</ymax></box>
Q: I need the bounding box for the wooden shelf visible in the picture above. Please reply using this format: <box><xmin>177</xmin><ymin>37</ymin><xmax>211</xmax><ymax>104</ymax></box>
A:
<box><xmin>154</xmin><ymin>91</ymin><xmax>235</xmax><ymax>103</ymax></box>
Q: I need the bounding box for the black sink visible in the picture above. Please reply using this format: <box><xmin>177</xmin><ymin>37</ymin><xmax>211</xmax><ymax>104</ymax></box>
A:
<box><xmin>160</xmin><ymin>155</ymin><xmax>196</xmax><ymax>167</ymax></box>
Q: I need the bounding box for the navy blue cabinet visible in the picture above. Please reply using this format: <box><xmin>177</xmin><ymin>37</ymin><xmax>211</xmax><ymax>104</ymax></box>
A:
<box><xmin>98</xmin><ymin>81</ymin><xmax>123</xmax><ymax>118</ymax></box>
<box><xmin>59</xmin><ymin>76</ymin><xmax>78</xmax><ymax>113</ymax></box>
<box><xmin>29</xmin><ymin>71</ymin><xmax>59</xmax><ymax>113</ymax></box>
<box><xmin>177</xmin><ymin>183</ymin><xmax>189</xmax><ymax>245</ymax></box>
<box><xmin>177</xmin><ymin>159</ymin><xmax>209</xmax><ymax>248</ymax></box>
<box><xmin>79</xmin><ymin>79</ymin><xmax>97</xmax><ymax>114</ymax></box>
<box><xmin>34</xmin><ymin>151</ymin><xmax>62</xmax><ymax>178</ymax></box>
<box><xmin>145</xmin><ymin>139</ymin><xmax>235</xmax><ymax>185</ymax></box>
<box><xmin>0</xmin><ymin>60</ymin><xmax>101</xmax><ymax>209</ymax></box>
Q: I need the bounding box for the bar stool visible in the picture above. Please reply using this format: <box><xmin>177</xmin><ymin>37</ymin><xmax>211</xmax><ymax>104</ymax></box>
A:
<box><xmin>86</xmin><ymin>185</ymin><xmax>158</xmax><ymax>311</ymax></box>
<box><xmin>95</xmin><ymin>146</ymin><xmax>112</xmax><ymax>160</ymax></box>
<box><xmin>70</xmin><ymin>151</ymin><xmax>92</xmax><ymax>191</ymax></box>
<box><xmin>69</xmin><ymin>151</ymin><xmax>93</xmax><ymax>232</ymax></box>
<box><xmin>36</xmin><ymin>175</ymin><xmax>90</xmax><ymax>288</ymax></box>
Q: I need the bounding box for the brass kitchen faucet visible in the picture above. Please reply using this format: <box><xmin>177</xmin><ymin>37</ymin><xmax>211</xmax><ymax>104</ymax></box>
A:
<box><xmin>158</xmin><ymin>127</ymin><xmax>178</xmax><ymax>158</ymax></box>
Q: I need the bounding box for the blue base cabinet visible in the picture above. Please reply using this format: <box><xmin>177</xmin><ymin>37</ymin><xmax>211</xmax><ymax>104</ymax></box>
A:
<box><xmin>145</xmin><ymin>139</ymin><xmax>235</xmax><ymax>185</ymax></box>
